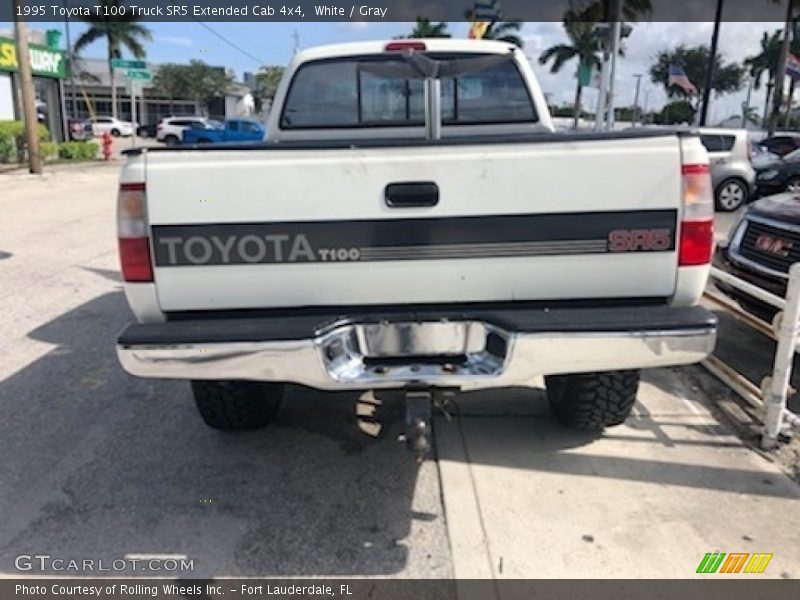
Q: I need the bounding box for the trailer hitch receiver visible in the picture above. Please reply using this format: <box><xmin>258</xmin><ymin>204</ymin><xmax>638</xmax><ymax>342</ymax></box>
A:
<box><xmin>404</xmin><ymin>389</ymin><xmax>433</xmax><ymax>462</ymax></box>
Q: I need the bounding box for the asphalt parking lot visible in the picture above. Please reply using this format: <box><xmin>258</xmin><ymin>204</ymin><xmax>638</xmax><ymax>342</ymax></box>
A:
<box><xmin>1</xmin><ymin>164</ymin><xmax>798</xmax><ymax>581</ymax></box>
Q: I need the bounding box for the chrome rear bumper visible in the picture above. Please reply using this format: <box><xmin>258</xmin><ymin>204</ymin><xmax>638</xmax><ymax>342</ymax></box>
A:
<box><xmin>117</xmin><ymin>305</ymin><xmax>716</xmax><ymax>391</ymax></box>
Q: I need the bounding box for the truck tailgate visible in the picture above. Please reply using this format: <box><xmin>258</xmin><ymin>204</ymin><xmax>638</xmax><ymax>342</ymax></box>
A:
<box><xmin>143</xmin><ymin>135</ymin><xmax>682</xmax><ymax>311</ymax></box>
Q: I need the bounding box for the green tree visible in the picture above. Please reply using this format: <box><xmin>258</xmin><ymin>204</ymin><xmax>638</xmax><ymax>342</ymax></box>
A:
<box><xmin>658</xmin><ymin>100</ymin><xmax>695</xmax><ymax>125</ymax></box>
<box><xmin>184</xmin><ymin>61</ymin><xmax>233</xmax><ymax>116</ymax></box>
<box><xmin>407</xmin><ymin>18</ymin><xmax>450</xmax><ymax>38</ymax></box>
<box><xmin>539</xmin><ymin>18</ymin><xmax>604</xmax><ymax>128</ymax></box>
<box><xmin>481</xmin><ymin>22</ymin><xmax>524</xmax><ymax>48</ymax></box>
<box><xmin>151</xmin><ymin>63</ymin><xmax>192</xmax><ymax>113</ymax></box>
<box><xmin>745</xmin><ymin>30</ymin><xmax>784</xmax><ymax>123</ymax></box>
<box><xmin>254</xmin><ymin>66</ymin><xmax>285</xmax><ymax>112</ymax></box>
<box><xmin>73</xmin><ymin>0</ymin><xmax>152</xmax><ymax>119</ymax></box>
<box><xmin>650</xmin><ymin>45</ymin><xmax>743</xmax><ymax>104</ymax></box>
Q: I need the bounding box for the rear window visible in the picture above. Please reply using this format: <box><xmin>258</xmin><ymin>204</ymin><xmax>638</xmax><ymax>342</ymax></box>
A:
<box><xmin>700</xmin><ymin>134</ymin><xmax>735</xmax><ymax>152</ymax></box>
<box><xmin>281</xmin><ymin>54</ymin><xmax>537</xmax><ymax>129</ymax></box>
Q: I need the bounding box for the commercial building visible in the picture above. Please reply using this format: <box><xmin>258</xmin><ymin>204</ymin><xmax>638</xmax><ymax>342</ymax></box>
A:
<box><xmin>1</xmin><ymin>27</ymin><xmax>258</xmax><ymax>136</ymax></box>
<box><xmin>65</xmin><ymin>58</ymin><xmax>257</xmax><ymax>126</ymax></box>
<box><xmin>0</xmin><ymin>29</ymin><xmax>67</xmax><ymax>141</ymax></box>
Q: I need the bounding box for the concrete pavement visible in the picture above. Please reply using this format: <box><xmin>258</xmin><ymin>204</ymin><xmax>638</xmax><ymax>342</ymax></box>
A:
<box><xmin>0</xmin><ymin>164</ymin><xmax>451</xmax><ymax>578</ymax></box>
<box><xmin>437</xmin><ymin>376</ymin><xmax>799</xmax><ymax>581</ymax></box>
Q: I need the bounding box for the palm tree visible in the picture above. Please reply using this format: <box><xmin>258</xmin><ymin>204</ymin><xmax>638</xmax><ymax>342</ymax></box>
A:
<box><xmin>74</xmin><ymin>0</ymin><xmax>152</xmax><ymax>119</ymax></box>
<box><xmin>482</xmin><ymin>21</ymin><xmax>525</xmax><ymax>48</ymax></box>
<box><xmin>745</xmin><ymin>30</ymin><xmax>784</xmax><ymax>125</ymax></box>
<box><xmin>407</xmin><ymin>18</ymin><xmax>450</xmax><ymax>39</ymax></box>
<box><xmin>539</xmin><ymin>19</ymin><xmax>603</xmax><ymax>128</ymax></box>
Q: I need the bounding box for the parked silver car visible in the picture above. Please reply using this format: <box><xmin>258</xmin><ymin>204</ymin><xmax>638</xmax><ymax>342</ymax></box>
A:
<box><xmin>697</xmin><ymin>128</ymin><xmax>756</xmax><ymax>212</ymax></box>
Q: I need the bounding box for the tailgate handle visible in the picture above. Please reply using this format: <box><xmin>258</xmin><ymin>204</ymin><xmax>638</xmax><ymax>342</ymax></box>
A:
<box><xmin>385</xmin><ymin>182</ymin><xmax>439</xmax><ymax>208</ymax></box>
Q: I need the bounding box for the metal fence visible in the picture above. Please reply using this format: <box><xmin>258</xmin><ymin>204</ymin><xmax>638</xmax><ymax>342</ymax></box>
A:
<box><xmin>703</xmin><ymin>264</ymin><xmax>800</xmax><ymax>449</ymax></box>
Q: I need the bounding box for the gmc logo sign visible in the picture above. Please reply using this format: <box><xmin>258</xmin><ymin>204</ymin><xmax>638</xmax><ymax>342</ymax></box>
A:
<box><xmin>755</xmin><ymin>234</ymin><xmax>793</xmax><ymax>257</ymax></box>
<box><xmin>608</xmin><ymin>228</ymin><xmax>673</xmax><ymax>252</ymax></box>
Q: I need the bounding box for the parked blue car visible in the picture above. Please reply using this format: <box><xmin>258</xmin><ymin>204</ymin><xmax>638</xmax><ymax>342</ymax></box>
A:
<box><xmin>182</xmin><ymin>118</ymin><xmax>266</xmax><ymax>144</ymax></box>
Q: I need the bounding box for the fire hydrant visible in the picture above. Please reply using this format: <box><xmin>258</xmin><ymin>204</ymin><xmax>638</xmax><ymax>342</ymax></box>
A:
<box><xmin>101</xmin><ymin>132</ymin><xmax>113</xmax><ymax>161</ymax></box>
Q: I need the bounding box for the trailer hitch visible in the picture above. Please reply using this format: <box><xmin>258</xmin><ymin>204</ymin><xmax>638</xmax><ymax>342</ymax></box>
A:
<box><xmin>403</xmin><ymin>390</ymin><xmax>432</xmax><ymax>461</ymax></box>
<box><xmin>400</xmin><ymin>389</ymin><xmax>457</xmax><ymax>462</ymax></box>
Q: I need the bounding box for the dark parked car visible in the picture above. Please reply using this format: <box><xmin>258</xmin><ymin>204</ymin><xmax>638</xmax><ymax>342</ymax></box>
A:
<box><xmin>67</xmin><ymin>118</ymin><xmax>93</xmax><ymax>141</ymax></box>
<box><xmin>755</xmin><ymin>149</ymin><xmax>800</xmax><ymax>196</ymax></box>
<box><xmin>758</xmin><ymin>134</ymin><xmax>800</xmax><ymax>157</ymax></box>
<box><xmin>136</xmin><ymin>122</ymin><xmax>158</xmax><ymax>137</ymax></box>
<box><xmin>714</xmin><ymin>193</ymin><xmax>800</xmax><ymax>319</ymax></box>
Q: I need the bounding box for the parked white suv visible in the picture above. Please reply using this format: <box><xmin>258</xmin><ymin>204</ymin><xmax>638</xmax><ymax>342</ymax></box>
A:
<box><xmin>157</xmin><ymin>117</ymin><xmax>211</xmax><ymax>146</ymax></box>
<box><xmin>91</xmin><ymin>116</ymin><xmax>134</xmax><ymax>137</ymax></box>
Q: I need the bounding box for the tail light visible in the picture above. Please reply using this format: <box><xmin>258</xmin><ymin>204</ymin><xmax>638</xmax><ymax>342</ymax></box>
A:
<box><xmin>118</xmin><ymin>182</ymin><xmax>153</xmax><ymax>282</ymax></box>
<box><xmin>679</xmin><ymin>164</ymin><xmax>714</xmax><ymax>266</ymax></box>
<box><xmin>385</xmin><ymin>41</ymin><xmax>426</xmax><ymax>52</ymax></box>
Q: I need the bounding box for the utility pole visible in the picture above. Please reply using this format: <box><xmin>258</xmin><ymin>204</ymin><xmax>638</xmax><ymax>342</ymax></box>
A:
<box><xmin>606</xmin><ymin>18</ymin><xmax>622</xmax><ymax>130</ymax></box>
<box><xmin>292</xmin><ymin>30</ymin><xmax>300</xmax><ymax>53</ymax></box>
<box><xmin>742</xmin><ymin>75</ymin><xmax>753</xmax><ymax>128</ymax></box>
<box><xmin>769</xmin><ymin>0</ymin><xmax>796</xmax><ymax>136</ymax></box>
<box><xmin>593</xmin><ymin>23</ymin><xmax>610</xmax><ymax>131</ymax></box>
<box><xmin>632</xmin><ymin>74</ymin><xmax>643</xmax><ymax>126</ymax></box>
<box><xmin>14</xmin><ymin>0</ymin><xmax>42</xmax><ymax>174</ymax></box>
<box><xmin>63</xmin><ymin>0</ymin><xmax>76</xmax><ymax>118</ymax></box>
<box><xmin>699</xmin><ymin>0</ymin><xmax>723</xmax><ymax>126</ymax></box>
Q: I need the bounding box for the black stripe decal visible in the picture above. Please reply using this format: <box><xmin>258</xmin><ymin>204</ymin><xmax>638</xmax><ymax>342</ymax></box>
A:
<box><xmin>151</xmin><ymin>210</ymin><xmax>677</xmax><ymax>267</ymax></box>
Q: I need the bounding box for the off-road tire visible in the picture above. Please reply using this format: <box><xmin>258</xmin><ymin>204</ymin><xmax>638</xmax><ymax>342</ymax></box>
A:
<box><xmin>191</xmin><ymin>380</ymin><xmax>284</xmax><ymax>430</ymax></box>
<box><xmin>545</xmin><ymin>370</ymin><xmax>640</xmax><ymax>430</ymax></box>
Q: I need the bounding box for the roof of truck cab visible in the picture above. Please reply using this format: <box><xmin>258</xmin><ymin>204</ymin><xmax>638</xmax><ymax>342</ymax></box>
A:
<box><xmin>293</xmin><ymin>39</ymin><xmax>518</xmax><ymax>63</ymax></box>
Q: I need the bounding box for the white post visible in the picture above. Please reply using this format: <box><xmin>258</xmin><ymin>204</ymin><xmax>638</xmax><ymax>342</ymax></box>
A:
<box><xmin>762</xmin><ymin>262</ymin><xmax>800</xmax><ymax>447</ymax></box>
<box><xmin>606</xmin><ymin>19</ymin><xmax>622</xmax><ymax>130</ymax></box>
<box><xmin>130</xmin><ymin>80</ymin><xmax>137</xmax><ymax>147</ymax></box>
<box><xmin>424</xmin><ymin>78</ymin><xmax>442</xmax><ymax>141</ymax></box>
<box><xmin>594</xmin><ymin>56</ymin><xmax>608</xmax><ymax>131</ymax></box>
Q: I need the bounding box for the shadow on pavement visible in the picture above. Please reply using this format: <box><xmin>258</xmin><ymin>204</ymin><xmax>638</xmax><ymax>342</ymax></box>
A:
<box><xmin>0</xmin><ymin>292</ymin><xmax>440</xmax><ymax>578</ymax></box>
<box><xmin>439</xmin><ymin>376</ymin><xmax>798</xmax><ymax>500</ymax></box>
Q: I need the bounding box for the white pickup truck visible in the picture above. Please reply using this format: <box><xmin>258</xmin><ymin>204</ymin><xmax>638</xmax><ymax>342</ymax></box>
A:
<box><xmin>115</xmin><ymin>39</ymin><xmax>716</xmax><ymax>452</ymax></box>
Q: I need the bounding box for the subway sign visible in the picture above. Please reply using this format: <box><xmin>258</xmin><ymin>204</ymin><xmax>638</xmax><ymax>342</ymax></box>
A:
<box><xmin>0</xmin><ymin>37</ymin><xmax>66</xmax><ymax>79</ymax></box>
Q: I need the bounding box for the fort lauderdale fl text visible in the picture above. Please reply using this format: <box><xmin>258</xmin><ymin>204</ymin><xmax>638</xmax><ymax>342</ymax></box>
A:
<box><xmin>34</xmin><ymin>3</ymin><xmax>390</xmax><ymax>19</ymax></box>
<box><xmin>17</xmin><ymin>583</ymin><xmax>355</xmax><ymax>597</ymax></box>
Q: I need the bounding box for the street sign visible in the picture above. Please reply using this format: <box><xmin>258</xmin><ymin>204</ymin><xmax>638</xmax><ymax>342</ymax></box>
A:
<box><xmin>112</xmin><ymin>58</ymin><xmax>146</xmax><ymax>70</ymax></box>
<box><xmin>126</xmin><ymin>69</ymin><xmax>151</xmax><ymax>81</ymax></box>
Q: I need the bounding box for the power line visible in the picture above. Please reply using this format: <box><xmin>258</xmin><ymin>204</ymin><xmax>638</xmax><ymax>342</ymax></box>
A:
<box><xmin>192</xmin><ymin>19</ymin><xmax>266</xmax><ymax>66</ymax></box>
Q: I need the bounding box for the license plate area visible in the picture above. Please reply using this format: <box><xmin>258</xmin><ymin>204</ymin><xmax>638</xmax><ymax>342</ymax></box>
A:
<box><xmin>318</xmin><ymin>320</ymin><xmax>510</xmax><ymax>384</ymax></box>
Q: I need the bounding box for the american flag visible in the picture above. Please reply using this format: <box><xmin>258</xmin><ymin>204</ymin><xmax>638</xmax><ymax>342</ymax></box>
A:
<box><xmin>787</xmin><ymin>54</ymin><xmax>800</xmax><ymax>81</ymax></box>
<box><xmin>668</xmin><ymin>65</ymin><xmax>697</xmax><ymax>95</ymax></box>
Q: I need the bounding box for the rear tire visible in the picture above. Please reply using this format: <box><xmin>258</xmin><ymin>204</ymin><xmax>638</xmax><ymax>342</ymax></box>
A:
<box><xmin>545</xmin><ymin>370</ymin><xmax>639</xmax><ymax>430</ymax></box>
<box><xmin>715</xmin><ymin>178</ymin><xmax>748</xmax><ymax>212</ymax></box>
<box><xmin>191</xmin><ymin>380</ymin><xmax>284</xmax><ymax>431</ymax></box>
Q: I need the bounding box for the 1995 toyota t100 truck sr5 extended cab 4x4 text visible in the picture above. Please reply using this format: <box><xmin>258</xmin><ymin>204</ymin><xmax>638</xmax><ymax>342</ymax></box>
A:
<box><xmin>115</xmin><ymin>39</ymin><xmax>717</xmax><ymax>456</ymax></box>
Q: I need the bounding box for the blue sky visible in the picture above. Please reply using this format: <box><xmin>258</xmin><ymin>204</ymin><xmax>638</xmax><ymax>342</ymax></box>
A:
<box><xmin>0</xmin><ymin>20</ymin><xmax>788</xmax><ymax>122</ymax></box>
